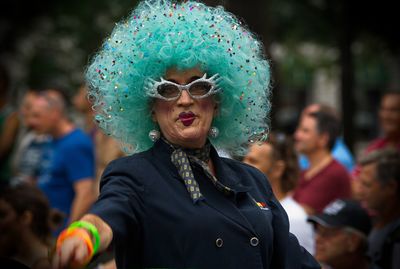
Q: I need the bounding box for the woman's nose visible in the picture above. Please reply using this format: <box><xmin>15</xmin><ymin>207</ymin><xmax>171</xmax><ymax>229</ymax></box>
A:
<box><xmin>177</xmin><ymin>89</ymin><xmax>194</xmax><ymax>105</ymax></box>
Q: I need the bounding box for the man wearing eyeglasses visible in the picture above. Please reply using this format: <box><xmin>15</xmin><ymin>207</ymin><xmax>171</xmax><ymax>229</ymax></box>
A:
<box><xmin>308</xmin><ymin>199</ymin><xmax>379</xmax><ymax>269</ymax></box>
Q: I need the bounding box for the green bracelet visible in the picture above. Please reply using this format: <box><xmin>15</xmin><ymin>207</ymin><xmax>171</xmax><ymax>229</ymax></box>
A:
<box><xmin>69</xmin><ymin>221</ymin><xmax>101</xmax><ymax>255</ymax></box>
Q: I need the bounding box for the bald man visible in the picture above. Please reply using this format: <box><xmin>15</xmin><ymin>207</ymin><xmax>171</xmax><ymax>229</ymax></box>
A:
<box><xmin>29</xmin><ymin>89</ymin><xmax>96</xmax><ymax>233</ymax></box>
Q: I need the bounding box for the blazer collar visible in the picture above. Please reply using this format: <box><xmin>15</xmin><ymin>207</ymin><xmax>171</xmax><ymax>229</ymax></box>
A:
<box><xmin>152</xmin><ymin>138</ymin><xmax>252</xmax><ymax>194</ymax></box>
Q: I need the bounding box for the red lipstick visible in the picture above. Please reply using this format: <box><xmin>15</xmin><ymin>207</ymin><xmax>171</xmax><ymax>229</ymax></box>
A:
<box><xmin>179</xmin><ymin>111</ymin><xmax>195</xmax><ymax>126</ymax></box>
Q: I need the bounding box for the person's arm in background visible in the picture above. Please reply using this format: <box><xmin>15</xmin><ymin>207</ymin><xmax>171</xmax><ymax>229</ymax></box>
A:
<box><xmin>69</xmin><ymin>178</ymin><xmax>97</xmax><ymax>223</ymax></box>
<box><xmin>52</xmin><ymin>214</ymin><xmax>113</xmax><ymax>269</ymax></box>
<box><xmin>64</xmin><ymin>132</ymin><xmax>96</xmax><ymax>223</ymax></box>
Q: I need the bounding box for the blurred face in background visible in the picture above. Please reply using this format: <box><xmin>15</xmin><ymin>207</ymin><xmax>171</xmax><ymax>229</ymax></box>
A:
<box><xmin>294</xmin><ymin>116</ymin><xmax>322</xmax><ymax>155</ymax></box>
<box><xmin>243</xmin><ymin>143</ymin><xmax>274</xmax><ymax>176</ymax></box>
<box><xmin>314</xmin><ymin>224</ymin><xmax>355</xmax><ymax>266</ymax></box>
<box><xmin>28</xmin><ymin>96</ymin><xmax>59</xmax><ymax>135</ymax></box>
<box><xmin>359</xmin><ymin>162</ymin><xmax>395</xmax><ymax>212</ymax></box>
<box><xmin>379</xmin><ymin>93</ymin><xmax>400</xmax><ymax>137</ymax></box>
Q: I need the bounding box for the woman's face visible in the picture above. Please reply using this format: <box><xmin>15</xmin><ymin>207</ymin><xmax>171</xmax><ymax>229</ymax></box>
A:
<box><xmin>243</xmin><ymin>143</ymin><xmax>275</xmax><ymax>176</ymax></box>
<box><xmin>152</xmin><ymin>67</ymin><xmax>217</xmax><ymax>148</ymax></box>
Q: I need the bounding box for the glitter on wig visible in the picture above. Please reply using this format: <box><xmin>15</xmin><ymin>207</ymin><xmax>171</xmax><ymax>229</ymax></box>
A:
<box><xmin>86</xmin><ymin>0</ymin><xmax>271</xmax><ymax>154</ymax></box>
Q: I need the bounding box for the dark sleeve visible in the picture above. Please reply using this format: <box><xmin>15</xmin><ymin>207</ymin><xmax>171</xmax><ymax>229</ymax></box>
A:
<box><xmin>248</xmin><ymin>166</ymin><xmax>320</xmax><ymax>269</ymax></box>
<box><xmin>89</xmin><ymin>158</ymin><xmax>144</xmax><ymax>240</ymax></box>
<box><xmin>286</xmin><ymin>233</ymin><xmax>321</xmax><ymax>269</ymax></box>
<box><xmin>268</xmin><ymin>194</ymin><xmax>320</xmax><ymax>269</ymax></box>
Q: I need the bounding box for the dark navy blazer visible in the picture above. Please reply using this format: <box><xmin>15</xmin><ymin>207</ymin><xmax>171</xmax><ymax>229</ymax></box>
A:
<box><xmin>90</xmin><ymin>139</ymin><xmax>320</xmax><ymax>269</ymax></box>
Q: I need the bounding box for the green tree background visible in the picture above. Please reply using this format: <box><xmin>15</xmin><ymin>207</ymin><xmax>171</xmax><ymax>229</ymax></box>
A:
<box><xmin>1</xmin><ymin>0</ymin><xmax>398</xmax><ymax>151</ymax></box>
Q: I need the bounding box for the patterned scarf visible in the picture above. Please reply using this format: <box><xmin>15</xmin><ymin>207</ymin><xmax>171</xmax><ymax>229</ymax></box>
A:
<box><xmin>165</xmin><ymin>138</ymin><xmax>233</xmax><ymax>203</ymax></box>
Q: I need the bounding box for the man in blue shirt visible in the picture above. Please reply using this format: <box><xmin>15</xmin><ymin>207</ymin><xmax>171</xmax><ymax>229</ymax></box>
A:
<box><xmin>29</xmin><ymin>89</ymin><xmax>96</xmax><ymax>231</ymax></box>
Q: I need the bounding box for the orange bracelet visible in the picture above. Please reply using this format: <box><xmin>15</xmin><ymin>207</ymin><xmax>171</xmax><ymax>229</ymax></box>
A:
<box><xmin>56</xmin><ymin>228</ymin><xmax>94</xmax><ymax>261</ymax></box>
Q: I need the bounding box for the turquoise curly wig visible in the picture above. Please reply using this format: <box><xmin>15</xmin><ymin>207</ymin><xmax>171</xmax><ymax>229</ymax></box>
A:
<box><xmin>86</xmin><ymin>0</ymin><xmax>271</xmax><ymax>155</ymax></box>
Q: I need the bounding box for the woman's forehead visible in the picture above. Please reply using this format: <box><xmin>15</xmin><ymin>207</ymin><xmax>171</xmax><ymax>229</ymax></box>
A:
<box><xmin>165</xmin><ymin>67</ymin><xmax>204</xmax><ymax>83</ymax></box>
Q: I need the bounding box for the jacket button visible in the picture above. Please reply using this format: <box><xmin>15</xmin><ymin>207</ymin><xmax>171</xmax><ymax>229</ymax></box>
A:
<box><xmin>216</xmin><ymin>238</ymin><xmax>223</xmax><ymax>248</ymax></box>
<box><xmin>250</xmin><ymin>237</ymin><xmax>259</xmax><ymax>247</ymax></box>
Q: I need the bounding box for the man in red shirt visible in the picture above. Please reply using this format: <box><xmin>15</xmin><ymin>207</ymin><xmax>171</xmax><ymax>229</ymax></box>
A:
<box><xmin>352</xmin><ymin>92</ymin><xmax>400</xmax><ymax>199</ymax></box>
<box><xmin>293</xmin><ymin>110</ymin><xmax>351</xmax><ymax>215</ymax></box>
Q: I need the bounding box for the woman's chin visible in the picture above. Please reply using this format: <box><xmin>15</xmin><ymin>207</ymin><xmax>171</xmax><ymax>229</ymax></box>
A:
<box><xmin>175</xmin><ymin>130</ymin><xmax>207</xmax><ymax>147</ymax></box>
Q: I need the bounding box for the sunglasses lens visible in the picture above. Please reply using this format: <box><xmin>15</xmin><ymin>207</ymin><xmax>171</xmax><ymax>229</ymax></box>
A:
<box><xmin>155</xmin><ymin>79</ymin><xmax>215</xmax><ymax>100</ymax></box>
<box><xmin>157</xmin><ymin>84</ymin><xmax>180</xmax><ymax>98</ymax></box>
<box><xmin>189</xmin><ymin>82</ymin><xmax>213</xmax><ymax>97</ymax></box>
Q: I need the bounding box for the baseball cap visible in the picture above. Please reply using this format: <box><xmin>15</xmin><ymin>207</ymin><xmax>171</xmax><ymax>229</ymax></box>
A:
<box><xmin>307</xmin><ymin>199</ymin><xmax>372</xmax><ymax>236</ymax></box>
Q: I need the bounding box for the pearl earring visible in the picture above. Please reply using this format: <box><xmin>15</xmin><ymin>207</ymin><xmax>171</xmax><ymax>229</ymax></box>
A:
<box><xmin>208</xmin><ymin>126</ymin><xmax>219</xmax><ymax>138</ymax></box>
<box><xmin>148</xmin><ymin>129</ymin><xmax>160</xmax><ymax>142</ymax></box>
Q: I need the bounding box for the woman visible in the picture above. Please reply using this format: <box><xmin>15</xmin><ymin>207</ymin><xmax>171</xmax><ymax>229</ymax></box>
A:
<box><xmin>53</xmin><ymin>1</ymin><xmax>319</xmax><ymax>268</ymax></box>
<box><xmin>0</xmin><ymin>184</ymin><xmax>63</xmax><ymax>269</ymax></box>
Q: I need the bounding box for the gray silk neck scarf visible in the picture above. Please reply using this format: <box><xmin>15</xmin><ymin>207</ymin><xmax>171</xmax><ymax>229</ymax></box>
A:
<box><xmin>164</xmin><ymin>138</ymin><xmax>233</xmax><ymax>203</ymax></box>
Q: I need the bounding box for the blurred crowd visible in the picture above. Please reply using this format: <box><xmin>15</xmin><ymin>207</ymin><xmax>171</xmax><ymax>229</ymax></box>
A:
<box><xmin>1</xmin><ymin>60</ymin><xmax>400</xmax><ymax>269</ymax></box>
<box><xmin>243</xmin><ymin>94</ymin><xmax>400</xmax><ymax>269</ymax></box>
<box><xmin>0</xmin><ymin>63</ymin><xmax>123</xmax><ymax>269</ymax></box>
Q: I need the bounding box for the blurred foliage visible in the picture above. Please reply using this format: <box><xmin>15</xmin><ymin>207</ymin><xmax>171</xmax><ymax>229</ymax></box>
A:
<box><xmin>1</xmin><ymin>0</ymin><xmax>398</xmax><ymax>98</ymax></box>
<box><xmin>2</xmin><ymin>0</ymin><xmax>138</xmax><ymax>95</ymax></box>
<box><xmin>268</xmin><ymin>0</ymin><xmax>335</xmax><ymax>44</ymax></box>
<box><xmin>353</xmin><ymin>39</ymin><xmax>391</xmax><ymax>90</ymax></box>
<box><xmin>266</xmin><ymin>0</ymin><xmax>397</xmax><ymax>92</ymax></box>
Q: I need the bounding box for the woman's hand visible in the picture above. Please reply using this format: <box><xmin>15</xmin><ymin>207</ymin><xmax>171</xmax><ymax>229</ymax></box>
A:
<box><xmin>52</xmin><ymin>214</ymin><xmax>113</xmax><ymax>269</ymax></box>
<box><xmin>52</xmin><ymin>229</ymin><xmax>93</xmax><ymax>269</ymax></box>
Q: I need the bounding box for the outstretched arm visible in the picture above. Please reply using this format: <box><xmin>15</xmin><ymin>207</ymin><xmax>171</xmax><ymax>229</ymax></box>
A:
<box><xmin>52</xmin><ymin>214</ymin><xmax>113</xmax><ymax>269</ymax></box>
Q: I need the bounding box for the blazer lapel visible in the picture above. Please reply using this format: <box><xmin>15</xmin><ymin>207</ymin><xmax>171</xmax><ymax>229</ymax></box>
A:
<box><xmin>199</xmin><ymin>147</ymin><xmax>256</xmax><ymax>234</ymax></box>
